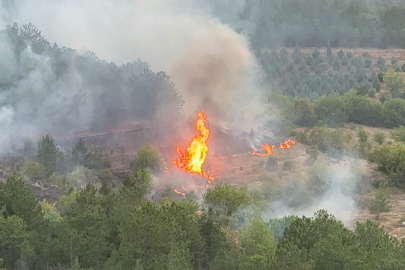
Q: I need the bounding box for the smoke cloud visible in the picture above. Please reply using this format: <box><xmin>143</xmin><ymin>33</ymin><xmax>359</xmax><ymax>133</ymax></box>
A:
<box><xmin>1</xmin><ymin>0</ymin><xmax>270</xmax><ymax>133</ymax></box>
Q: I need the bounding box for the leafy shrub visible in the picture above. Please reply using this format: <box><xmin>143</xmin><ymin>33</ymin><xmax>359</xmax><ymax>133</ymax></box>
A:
<box><xmin>346</xmin><ymin>51</ymin><xmax>353</xmax><ymax>59</ymax></box>
<box><xmin>358</xmin><ymin>128</ymin><xmax>368</xmax><ymax>142</ymax></box>
<box><xmin>373</xmin><ymin>132</ymin><xmax>385</xmax><ymax>145</ymax></box>
<box><xmin>392</xmin><ymin>126</ymin><xmax>405</xmax><ymax>142</ymax></box>
<box><xmin>130</xmin><ymin>143</ymin><xmax>162</xmax><ymax>173</ymax></box>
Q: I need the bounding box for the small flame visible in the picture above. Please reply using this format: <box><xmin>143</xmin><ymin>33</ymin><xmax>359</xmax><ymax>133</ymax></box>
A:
<box><xmin>172</xmin><ymin>110</ymin><xmax>214</xmax><ymax>183</ymax></box>
<box><xmin>173</xmin><ymin>189</ymin><xmax>186</xmax><ymax>198</ymax></box>
<box><xmin>250</xmin><ymin>144</ymin><xmax>275</xmax><ymax>156</ymax></box>
<box><xmin>279</xmin><ymin>139</ymin><xmax>296</xmax><ymax>149</ymax></box>
<box><xmin>196</xmin><ymin>210</ymin><xmax>202</xmax><ymax>215</ymax></box>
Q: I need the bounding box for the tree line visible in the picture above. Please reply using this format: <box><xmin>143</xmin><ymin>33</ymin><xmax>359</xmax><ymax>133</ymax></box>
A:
<box><xmin>230</xmin><ymin>0</ymin><xmax>405</xmax><ymax>49</ymax></box>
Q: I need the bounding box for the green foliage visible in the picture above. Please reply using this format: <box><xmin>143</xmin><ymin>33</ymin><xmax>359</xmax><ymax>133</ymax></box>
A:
<box><xmin>24</xmin><ymin>161</ymin><xmax>46</xmax><ymax>183</ymax></box>
<box><xmin>265</xmin><ymin>156</ymin><xmax>278</xmax><ymax>172</ymax></box>
<box><xmin>384</xmin><ymin>69</ymin><xmax>405</xmax><ymax>97</ymax></box>
<box><xmin>392</xmin><ymin>126</ymin><xmax>405</xmax><ymax>142</ymax></box>
<box><xmin>239</xmin><ymin>217</ymin><xmax>276</xmax><ymax>269</ymax></box>
<box><xmin>357</xmin><ymin>128</ymin><xmax>368</xmax><ymax>143</ymax></box>
<box><xmin>290</xmin><ymin>98</ymin><xmax>316</xmax><ymax>127</ymax></box>
<box><xmin>130</xmin><ymin>143</ymin><xmax>162</xmax><ymax>174</ymax></box>
<box><xmin>122</xmin><ymin>168</ymin><xmax>153</xmax><ymax>196</ymax></box>
<box><xmin>307</xmin><ymin>127</ymin><xmax>347</xmax><ymax>155</ymax></box>
<box><xmin>0</xmin><ymin>214</ymin><xmax>33</xmax><ymax>270</ymax></box>
<box><xmin>373</xmin><ymin>132</ymin><xmax>385</xmax><ymax>145</ymax></box>
<box><xmin>369</xmin><ymin>142</ymin><xmax>405</xmax><ymax>188</ymax></box>
<box><xmin>369</xmin><ymin>189</ymin><xmax>391</xmax><ymax>220</ymax></box>
<box><xmin>356</xmin><ymin>85</ymin><xmax>368</xmax><ymax>96</ymax></box>
<box><xmin>314</xmin><ymin>97</ymin><xmax>346</xmax><ymax>127</ymax></box>
<box><xmin>382</xmin><ymin>98</ymin><xmax>405</xmax><ymax>128</ymax></box>
<box><xmin>37</xmin><ymin>134</ymin><xmax>60</xmax><ymax>177</ymax></box>
<box><xmin>204</xmin><ymin>183</ymin><xmax>251</xmax><ymax>217</ymax></box>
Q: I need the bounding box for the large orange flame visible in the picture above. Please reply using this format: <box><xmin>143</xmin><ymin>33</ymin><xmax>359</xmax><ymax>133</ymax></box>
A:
<box><xmin>250</xmin><ymin>144</ymin><xmax>275</xmax><ymax>156</ymax></box>
<box><xmin>173</xmin><ymin>110</ymin><xmax>215</xmax><ymax>183</ymax></box>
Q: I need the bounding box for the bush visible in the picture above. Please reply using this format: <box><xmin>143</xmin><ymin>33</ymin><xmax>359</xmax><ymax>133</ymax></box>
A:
<box><xmin>358</xmin><ymin>128</ymin><xmax>368</xmax><ymax>142</ymax></box>
<box><xmin>282</xmin><ymin>160</ymin><xmax>294</xmax><ymax>171</ymax></box>
<box><xmin>355</xmin><ymin>141</ymin><xmax>372</xmax><ymax>159</ymax></box>
<box><xmin>130</xmin><ymin>143</ymin><xmax>162</xmax><ymax>173</ymax></box>
<box><xmin>373</xmin><ymin>132</ymin><xmax>385</xmax><ymax>145</ymax></box>
<box><xmin>346</xmin><ymin>51</ymin><xmax>353</xmax><ymax>59</ymax></box>
<box><xmin>266</xmin><ymin>156</ymin><xmax>278</xmax><ymax>172</ymax></box>
<box><xmin>392</xmin><ymin>126</ymin><xmax>405</xmax><ymax>142</ymax></box>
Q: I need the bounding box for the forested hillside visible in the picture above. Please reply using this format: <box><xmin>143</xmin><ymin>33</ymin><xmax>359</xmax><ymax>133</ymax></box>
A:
<box><xmin>214</xmin><ymin>0</ymin><xmax>405</xmax><ymax>49</ymax></box>
<box><xmin>4</xmin><ymin>0</ymin><xmax>405</xmax><ymax>268</ymax></box>
<box><xmin>0</xmin><ymin>23</ymin><xmax>183</xmax><ymax>137</ymax></box>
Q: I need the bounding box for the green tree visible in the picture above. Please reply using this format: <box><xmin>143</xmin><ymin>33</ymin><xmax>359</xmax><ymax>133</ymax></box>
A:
<box><xmin>122</xmin><ymin>168</ymin><xmax>153</xmax><ymax>196</ymax></box>
<box><xmin>373</xmin><ymin>132</ymin><xmax>385</xmax><ymax>145</ymax></box>
<box><xmin>72</xmin><ymin>139</ymin><xmax>88</xmax><ymax>166</ymax></box>
<box><xmin>369</xmin><ymin>189</ymin><xmax>391</xmax><ymax>220</ymax></box>
<box><xmin>37</xmin><ymin>134</ymin><xmax>60</xmax><ymax>177</ymax></box>
<box><xmin>204</xmin><ymin>183</ymin><xmax>250</xmax><ymax>217</ymax></box>
<box><xmin>382</xmin><ymin>98</ymin><xmax>405</xmax><ymax>128</ymax></box>
<box><xmin>130</xmin><ymin>143</ymin><xmax>162</xmax><ymax>174</ymax></box>
<box><xmin>314</xmin><ymin>97</ymin><xmax>347</xmax><ymax>127</ymax></box>
<box><xmin>290</xmin><ymin>99</ymin><xmax>316</xmax><ymax>127</ymax></box>
<box><xmin>358</xmin><ymin>128</ymin><xmax>368</xmax><ymax>143</ymax></box>
<box><xmin>240</xmin><ymin>217</ymin><xmax>277</xmax><ymax>270</ymax></box>
<box><xmin>384</xmin><ymin>69</ymin><xmax>405</xmax><ymax>97</ymax></box>
<box><xmin>0</xmin><ymin>214</ymin><xmax>33</xmax><ymax>270</ymax></box>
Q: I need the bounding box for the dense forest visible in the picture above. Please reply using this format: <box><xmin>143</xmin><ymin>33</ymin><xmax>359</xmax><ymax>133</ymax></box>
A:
<box><xmin>213</xmin><ymin>0</ymin><xmax>405</xmax><ymax>49</ymax></box>
<box><xmin>0</xmin><ymin>23</ymin><xmax>183</xmax><ymax>137</ymax></box>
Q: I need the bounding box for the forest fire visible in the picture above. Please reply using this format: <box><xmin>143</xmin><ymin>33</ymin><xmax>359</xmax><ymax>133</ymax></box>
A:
<box><xmin>250</xmin><ymin>144</ymin><xmax>275</xmax><ymax>156</ymax></box>
<box><xmin>172</xmin><ymin>110</ymin><xmax>215</xmax><ymax>184</ymax></box>
<box><xmin>279</xmin><ymin>139</ymin><xmax>296</xmax><ymax>149</ymax></box>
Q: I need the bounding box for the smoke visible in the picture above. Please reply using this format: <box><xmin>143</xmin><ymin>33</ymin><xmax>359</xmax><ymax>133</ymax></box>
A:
<box><xmin>169</xmin><ymin>21</ymin><xmax>269</xmax><ymax>132</ymax></box>
<box><xmin>3</xmin><ymin>0</ymin><xmax>272</xmax><ymax>130</ymax></box>
<box><xmin>261</xmin><ymin>158</ymin><xmax>365</xmax><ymax>226</ymax></box>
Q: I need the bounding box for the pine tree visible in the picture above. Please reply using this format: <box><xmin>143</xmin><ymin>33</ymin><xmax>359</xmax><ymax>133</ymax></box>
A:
<box><xmin>72</xmin><ymin>139</ymin><xmax>88</xmax><ymax>166</ymax></box>
<box><xmin>37</xmin><ymin>134</ymin><xmax>60</xmax><ymax>177</ymax></box>
<box><xmin>369</xmin><ymin>189</ymin><xmax>391</xmax><ymax>220</ymax></box>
